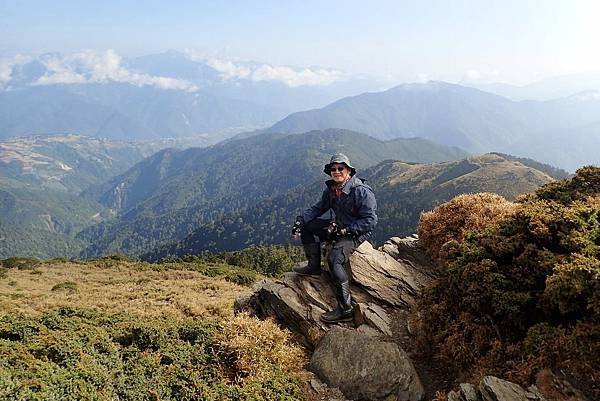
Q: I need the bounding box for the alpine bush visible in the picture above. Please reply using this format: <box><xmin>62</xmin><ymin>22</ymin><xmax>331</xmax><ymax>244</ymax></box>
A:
<box><xmin>176</xmin><ymin>244</ymin><xmax>305</xmax><ymax>277</ymax></box>
<box><xmin>414</xmin><ymin>167</ymin><xmax>600</xmax><ymax>399</ymax></box>
<box><xmin>418</xmin><ymin>192</ymin><xmax>516</xmax><ymax>262</ymax></box>
<box><xmin>0</xmin><ymin>309</ymin><xmax>306</xmax><ymax>400</ymax></box>
<box><xmin>0</xmin><ymin>257</ymin><xmax>40</xmax><ymax>270</ymax></box>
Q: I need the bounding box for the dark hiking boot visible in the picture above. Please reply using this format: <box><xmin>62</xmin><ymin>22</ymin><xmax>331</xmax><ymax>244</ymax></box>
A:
<box><xmin>293</xmin><ymin>243</ymin><xmax>322</xmax><ymax>276</ymax></box>
<box><xmin>320</xmin><ymin>305</ymin><xmax>354</xmax><ymax>323</ymax></box>
<box><xmin>320</xmin><ymin>281</ymin><xmax>354</xmax><ymax>323</ymax></box>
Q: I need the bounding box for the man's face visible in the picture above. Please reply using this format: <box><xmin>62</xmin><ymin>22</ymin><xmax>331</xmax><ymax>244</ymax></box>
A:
<box><xmin>330</xmin><ymin>163</ymin><xmax>351</xmax><ymax>183</ymax></box>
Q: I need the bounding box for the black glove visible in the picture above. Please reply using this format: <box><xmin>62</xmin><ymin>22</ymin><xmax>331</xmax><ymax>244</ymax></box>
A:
<box><xmin>291</xmin><ymin>216</ymin><xmax>304</xmax><ymax>236</ymax></box>
<box><xmin>326</xmin><ymin>222</ymin><xmax>350</xmax><ymax>241</ymax></box>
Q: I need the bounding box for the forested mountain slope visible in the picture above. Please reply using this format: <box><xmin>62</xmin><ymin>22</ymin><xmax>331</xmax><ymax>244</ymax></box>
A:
<box><xmin>0</xmin><ymin>134</ymin><xmax>158</xmax><ymax>258</ymax></box>
<box><xmin>146</xmin><ymin>153</ymin><xmax>556</xmax><ymax>258</ymax></box>
<box><xmin>77</xmin><ymin>129</ymin><xmax>467</xmax><ymax>258</ymax></box>
<box><xmin>0</xmin><ymin>187</ymin><xmax>106</xmax><ymax>258</ymax></box>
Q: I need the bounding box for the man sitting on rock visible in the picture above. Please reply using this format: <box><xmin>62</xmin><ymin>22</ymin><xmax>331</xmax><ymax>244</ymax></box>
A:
<box><xmin>292</xmin><ymin>153</ymin><xmax>378</xmax><ymax>323</ymax></box>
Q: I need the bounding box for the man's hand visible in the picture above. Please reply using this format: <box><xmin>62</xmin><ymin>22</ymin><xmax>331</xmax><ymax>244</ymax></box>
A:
<box><xmin>291</xmin><ymin>216</ymin><xmax>304</xmax><ymax>239</ymax></box>
<box><xmin>326</xmin><ymin>223</ymin><xmax>348</xmax><ymax>241</ymax></box>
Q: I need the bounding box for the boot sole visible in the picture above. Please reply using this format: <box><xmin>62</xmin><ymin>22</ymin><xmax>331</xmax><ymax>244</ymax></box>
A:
<box><xmin>320</xmin><ymin>315</ymin><xmax>354</xmax><ymax>324</ymax></box>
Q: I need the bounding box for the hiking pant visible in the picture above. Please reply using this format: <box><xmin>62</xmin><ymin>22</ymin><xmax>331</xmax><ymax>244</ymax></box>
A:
<box><xmin>300</xmin><ymin>219</ymin><xmax>360</xmax><ymax>284</ymax></box>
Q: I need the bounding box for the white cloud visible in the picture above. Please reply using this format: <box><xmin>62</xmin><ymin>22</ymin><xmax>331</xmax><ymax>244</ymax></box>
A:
<box><xmin>204</xmin><ymin>56</ymin><xmax>343</xmax><ymax>87</ymax></box>
<box><xmin>4</xmin><ymin>50</ymin><xmax>343</xmax><ymax>90</ymax></box>
<box><xmin>206</xmin><ymin>59</ymin><xmax>251</xmax><ymax>80</ymax></box>
<box><xmin>35</xmin><ymin>50</ymin><xmax>198</xmax><ymax>91</ymax></box>
<box><xmin>0</xmin><ymin>61</ymin><xmax>15</xmax><ymax>84</ymax></box>
<box><xmin>0</xmin><ymin>54</ymin><xmax>32</xmax><ymax>85</ymax></box>
<box><xmin>251</xmin><ymin>64</ymin><xmax>342</xmax><ymax>87</ymax></box>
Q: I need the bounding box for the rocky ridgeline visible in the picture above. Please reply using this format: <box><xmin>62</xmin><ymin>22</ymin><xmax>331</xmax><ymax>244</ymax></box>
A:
<box><xmin>235</xmin><ymin>236</ymin><xmax>580</xmax><ymax>401</ymax></box>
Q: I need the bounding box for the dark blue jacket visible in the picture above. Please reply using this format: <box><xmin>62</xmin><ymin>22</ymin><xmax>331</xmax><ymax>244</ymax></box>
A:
<box><xmin>302</xmin><ymin>176</ymin><xmax>378</xmax><ymax>238</ymax></box>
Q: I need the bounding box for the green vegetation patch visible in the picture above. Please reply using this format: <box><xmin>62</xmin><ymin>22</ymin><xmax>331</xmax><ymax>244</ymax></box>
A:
<box><xmin>169</xmin><ymin>245</ymin><xmax>305</xmax><ymax>278</ymax></box>
<box><xmin>0</xmin><ymin>257</ymin><xmax>40</xmax><ymax>270</ymax></box>
<box><xmin>0</xmin><ymin>307</ymin><xmax>304</xmax><ymax>401</ymax></box>
<box><xmin>415</xmin><ymin>166</ymin><xmax>600</xmax><ymax>399</ymax></box>
<box><xmin>50</xmin><ymin>281</ymin><xmax>78</xmax><ymax>293</ymax></box>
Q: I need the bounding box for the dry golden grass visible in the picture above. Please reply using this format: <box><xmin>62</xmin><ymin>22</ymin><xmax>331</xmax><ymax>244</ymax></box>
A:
<box><xmin>216</xmin><ymin>312</ymin><xmax>307</xmax><ymax>383</ymax></box>
<box><xmin>0</xmin><ymin>260</ymin><xmax>251</xmax><ymax>319</ymax></box>
<box><xmin>418</xmin><ymin>192</ymin><xmax>517</xmax><ymax>262</ymax></box>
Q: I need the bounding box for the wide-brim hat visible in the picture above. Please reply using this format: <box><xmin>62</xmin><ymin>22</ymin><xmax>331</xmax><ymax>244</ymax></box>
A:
<box><xmin>324</xmin><ymin>153</ymin><xmax>356</xmax><ymax>176</ymax></box>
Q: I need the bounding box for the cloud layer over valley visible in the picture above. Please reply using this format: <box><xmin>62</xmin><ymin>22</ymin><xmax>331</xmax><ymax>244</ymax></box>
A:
<box><xmin>0</xmin><ymin>50</ymin><xmax>346</xmax><ymax>91</ymax></box>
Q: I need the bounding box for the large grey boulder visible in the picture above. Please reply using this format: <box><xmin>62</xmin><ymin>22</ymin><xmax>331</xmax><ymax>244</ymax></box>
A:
<box><xmin>309</xmin><ymin>326</ymin><xmax>424</xmax><ymax>401</ymax></box>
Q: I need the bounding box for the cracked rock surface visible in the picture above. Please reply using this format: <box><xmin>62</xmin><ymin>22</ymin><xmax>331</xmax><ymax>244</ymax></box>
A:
<box><xmin>238</xmin><ymin>236</ymin><xmax>437</xmax><ymax>347</ymax></box>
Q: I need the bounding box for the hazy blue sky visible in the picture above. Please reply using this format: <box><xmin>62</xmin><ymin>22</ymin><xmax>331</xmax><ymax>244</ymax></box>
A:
<box><xmin>1</xmin><ymin>0</ymin><xmax>599</xmax><ymax>85</ymax></box>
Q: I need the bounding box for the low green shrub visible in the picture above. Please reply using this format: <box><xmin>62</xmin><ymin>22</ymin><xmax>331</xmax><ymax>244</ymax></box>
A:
<box><xmin>102</xmin><ymin>254</ymin><xmax>135</xmax><ymax>262</ymax></box>
<box><xmin>0</xmin><ymin>309</ymin><xmax>305</xmax><ymax>401</ymax></box>
<box><xmin>47</xmin><ymin>257</ymin><xmax>69</xmax><ymax>263</ymax></box>
<box><xmin>51</xmin><ymin>281</ymin><xmax>78</xmax><ymax>292</ymax></box>
<box><xmin>162</xmin><ymin>262</ymin><xmax>260</xmax><ymax>287</ymax></box>
<box><xmin>178</xmin><ymin>245</ymin><xmax>304</xmax><ymax>277</ymax></box>
<box><xmin>223</xmin><ymin>269</ymin><xmax>259</xmax><ymax>286</ymax></box>
<box><xmin>1</xmin><ymin>257</ymin><xmax>40</xmax><ymax>270</ymax></box>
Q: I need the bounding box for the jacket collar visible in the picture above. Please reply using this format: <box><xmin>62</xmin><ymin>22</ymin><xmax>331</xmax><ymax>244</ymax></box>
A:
<box><xmin>326</xmin><ymin>175</ymin><xmax>360</xmax><ymax>195</ymax></box>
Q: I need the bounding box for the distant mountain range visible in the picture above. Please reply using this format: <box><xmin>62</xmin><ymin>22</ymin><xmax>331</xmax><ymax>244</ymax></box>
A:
<box><xmin>473</xmin><ymin>70</ymin><xmax>600</xmax><ymax>100</ymax></box>
<box><xmin>76</xmin><ymin>129</ymin><xmax>468</xmax><ymax>258</ymax></box>
<box><xmin>145</xmin><ymin>153</ymin><xmax>561</xmax><ymax>259</ymax></box>
<box><xmin>4</xmin><ymin>51</ymin><xmax>595</xmax><ymax>259</ymax></box>
<box><xmin>0</xmin><ymin>50</ymin><xmax>382</xmax><ymax>141</ymax></box>
<box><xmin>2</xmin><ymin>51</ymin><xmax>600</xmax><ymax>171</ymax></box>
<box><xmin>264</xmin><ymin>81</ymin><xmax>600</xmax><ymax>170</ymax></box>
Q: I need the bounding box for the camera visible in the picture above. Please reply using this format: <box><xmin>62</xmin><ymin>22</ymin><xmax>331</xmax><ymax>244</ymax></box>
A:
<box><xmin>326</xmin><ymin>221</ymin><xmax>338</xmax><ymax>236</ymax></box>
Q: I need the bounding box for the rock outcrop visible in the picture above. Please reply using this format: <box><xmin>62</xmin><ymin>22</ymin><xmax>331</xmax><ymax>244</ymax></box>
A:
<box><xmin>236</xmin><ymin>235</ymin><xmax>437</xmax><ymax>401</ymax></box>
<box><xmin>447</xmin><ymin>372</ymin><xmax>590</xmax><ymax>401</ymax></box>
<box><xmin>237</xmin><ymin>235</ymin><xmax>437</xmax><ymax>347</ymax></box>
<box><xmin>448</xmin><ymin>376</ymin><xmax>547</xmax><ymax>401</ymax></box>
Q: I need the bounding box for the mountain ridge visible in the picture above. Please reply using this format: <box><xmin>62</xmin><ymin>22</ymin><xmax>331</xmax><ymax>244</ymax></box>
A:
<box><xmin>145</xmin><ymin>152</ymin><xmax>557</xmax><ymax>259</ymax></box>
<box><xmin>76</xmin><ymin>129</ymin><xmax>468</xmax><ymax>258</ymax></box>
<box><xmin>264</xmin><ymin>81</ymin><xmax>600</xmax><ymax>169</ymax></box>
